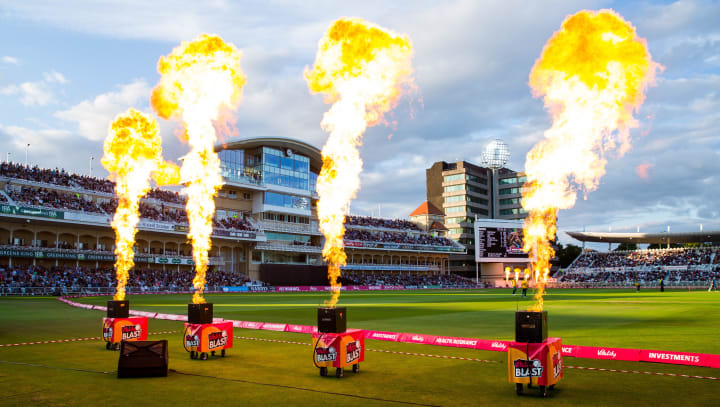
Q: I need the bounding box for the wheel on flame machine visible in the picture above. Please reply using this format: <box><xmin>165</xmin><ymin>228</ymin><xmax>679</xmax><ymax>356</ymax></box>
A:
<box><xmin>516</xmin><ymin>383</ymin><xmax>523</xmax><ymax>395</ymax></box>
<box><xmin>352</xmin><ymin>363</ymin><xmax>359</xmax><ymax>373</ymax></box>
<box><xmin>113</xmin><ymin>343</ymin><xmax>120</xmax><ymax>351</ymax></box>
<box><xmin>549</xmin><ymin>385</ymin><xmax>555</xmax><ymax>390</ymax></box>
<box><xmin>336</xmin><ymin>368</ymin><xmax>344</xmax><ymax>378</ymax></box>
<box><xmin>539</xmin><ymin>385</ymin><xmax>547</xmax><ymax>398</ymax></box>
<box><xmin>105</xmin><ymin>342</ymin><xmax>111</xmax><ymax>350</ymax></box>
<box><xmin>319</xmin><ymin>367</ymin><xmax>327</xmax><ymax>377</ymax></box>
<box><xmin>190</xmin><ymin>351</ymin><xmax>197</xmax><ymax>359</ymax></box>
<box><xmin>211</xmin><ymin>351</ymin><xmax>215</xmax><ymax>356</ymax></box>
<box><xmin>221</xmin><ymin>349</ymin><xmax>226</xmax><ymax>357</ymax></box>
<box><xmin>200</xmin><ymin>352</ymin><xmax>208</xmax><ymax>361</ymax></box>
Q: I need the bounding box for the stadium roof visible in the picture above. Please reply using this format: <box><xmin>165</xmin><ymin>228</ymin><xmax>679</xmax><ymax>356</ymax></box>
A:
<box><xmin>217</xmin><ymin>137</ymin><xmax>322</xmax><ymax>171</ymax></box>
<box><xmin>566</xmin><ymin>230</ymin><xmax>720</xmax><ymax>244</ymax></box>
<box><xmin>409</xmin><ymin>201</ymin><xmax>444</xmax><ymax>217</ymax></box>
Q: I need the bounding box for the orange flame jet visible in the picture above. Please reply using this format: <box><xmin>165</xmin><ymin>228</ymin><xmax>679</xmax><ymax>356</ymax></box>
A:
<box><xmin>305</xmin><ymin>18</ymin><xmax>414</xmax><ymax>307</ymax></box>
<box><xmin>151</xmin><ymin>34</ymin><xmax>247</xmax><ymax>304</ymax></box>
<box><xmin>522</xmin><ymin>10</ymin><xmax>660</xmax><ymax>311</ymax></box>
<box><xmin>102</xmin><ymin>109</ymin><xmax>180</xmax><ymax>301</ymax></box>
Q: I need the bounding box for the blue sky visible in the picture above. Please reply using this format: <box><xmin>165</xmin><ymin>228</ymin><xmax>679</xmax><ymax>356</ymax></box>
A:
<box><xmin>1</xmin><ymin>0</ymin><xmax>719</xmax><ymax>245</ymax></box>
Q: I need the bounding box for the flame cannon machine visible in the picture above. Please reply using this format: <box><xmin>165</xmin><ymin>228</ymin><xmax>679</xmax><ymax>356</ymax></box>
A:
<box><xmin>103</xmin><ymin>300</ymin><xmax>148</xmax><ymax>350</ymax></box>
<box><xmin>313</xmin><ymin>307</ymin><xmax>365</xmax><ymax>378</ymax></box>
<box><xmin>508</xmin><ymin>311</ymin><xmax>563</xmax><ymax>397</ymax></box>
<box><xmin>183</xmin><ymin>303</ymin><xmax>233</xmax><ymax>360</ymax></box>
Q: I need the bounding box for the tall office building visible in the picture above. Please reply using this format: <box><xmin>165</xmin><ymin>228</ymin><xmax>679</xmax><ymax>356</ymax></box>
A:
<box><xmin>425</xmin><ymin>161</ymin><xmax>527</xmax><ymax>275</ymax></box>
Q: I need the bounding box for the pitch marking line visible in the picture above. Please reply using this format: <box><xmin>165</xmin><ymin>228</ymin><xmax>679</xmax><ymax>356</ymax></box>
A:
<box><xmin>0</xmin><ymin>331</ymin><xmax>179</xmax><ymax>348</ymax></box>
<box><xmin>233</xmin><ymin>336</ymin><xmax>720</xmax><ymax>381</ymax></box>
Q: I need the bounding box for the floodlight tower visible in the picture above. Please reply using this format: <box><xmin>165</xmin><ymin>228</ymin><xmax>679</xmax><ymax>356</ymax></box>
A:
<box><xmin>481</xmin><ymin>139</ymin><xmax>510</xmax><ymax>219</ymax></box>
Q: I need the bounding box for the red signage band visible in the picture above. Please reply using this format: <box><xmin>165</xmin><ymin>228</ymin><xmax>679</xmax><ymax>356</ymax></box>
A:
<box><xmin>59</xmin><ymin>296</ymin><xmax>720</xmax><ymax>369</ymax></box>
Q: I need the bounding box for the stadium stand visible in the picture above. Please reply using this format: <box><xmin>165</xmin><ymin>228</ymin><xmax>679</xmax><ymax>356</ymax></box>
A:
<box><xmin>8</xmin><ymin>185</ymin><xmax>104</xmax><ymax>213</ymax></box>
<box><xmin>0</xmin><ymin>162</ymin><xmax>183</xmax><ymax>204</ymax></box>
<box><xmin>559</xmin><ymin>247</ymin><xmax>720</xmax><ymax>286</ymax></box>
<box><xmin>345</xmin><ymin>215</ymin><xmax>422</xmax><ymax>231</ymax></box>
<box><xmin>344</xmin><ymin>228</ymin><xmax>456</xmax><ymax>247</ymax></box>
<box><xmin>0</xmin><ymin>264</ymin><xmax>253</xmax><ymax>295</ymax></box>
<box><xmin>2</xmin><ymin>176</ymin><xmax>256</xmax><ymax>232</ymax></box>
<box><xmin>0</xmin><ymin>263</ymin><xmax>473</xmax><ymax>295</ymax></box>
<box><xmin>568</xmin><ymin>247</ymin><xmax>715</xmax><ymax>268</ymax></box>
<box><xmin>343</xmin><ymin>271</ymin><xmax>473</xmax><ymax>287</ymax></box>
<box><xmin>1</xmin><ymin>142</ymin><xmax>459</xmax><ymax>290</ymax></box>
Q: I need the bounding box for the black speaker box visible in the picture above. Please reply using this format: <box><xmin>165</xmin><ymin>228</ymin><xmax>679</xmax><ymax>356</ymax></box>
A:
<box><xmin>318</xmin><ymin>306</ymin><xmax>346</xmax><ymax>333</ymax></box>
<box><xmin>117</xmin><ymin>340</ymin><xmax>168</xmax><ymax>378</ymax></box>
<box><xmin>107</xmin><ymin>300</ymin><xmax>129</xmax><ymax>318</ymax></box>
<box><xmin>188</xmin><ymin>303</ymin><xmax>213</xmax><ymax>324</ymax></box>
<box><xmin>515</xmin><ymin>311</ymin><xmax>548</xmax><ymax>343</ymax></box>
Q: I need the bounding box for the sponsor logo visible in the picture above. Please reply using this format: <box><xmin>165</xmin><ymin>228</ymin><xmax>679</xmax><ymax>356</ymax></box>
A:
<box><xmin>491</xmin><ymin>342</ymin><xmax>507</xmax><ymax>350</ymax></box>
<box><xmin>562</xmin><ymin>346</ymin><xmax>573</xmax><ymax>354</ymax></box>
<box><xmin>103</xmin><ymin>327</ymin><xmax>113</xmax><ymax>339</ymax></box>
<box><xmin>346</xmin><ymin>340</ymin><xmax>362</xmax><ymax>363</ymax></box>
<box><xmin>370</xmin><ymin>333</ymin><xmax>397</xmax><ymax>340</ymax></box>
<box><xmin>316</xmin><ymin>346</ymin><xmax>337</xmax><ymax>363</ymax></box>
<box><xmin>208</xmin><ymin>330</ymin><xmax>228</xmax><ymax>350</ymax></box>
<box><xmin>249</xmin><ymin>286</ymin><xmax>272</xmax><ymax>292</ymax></box>
<box><xmin>647</xmin><ymin>352</ymin><xmax>700</xmax><ymax>363</ymax></box>
<box><xmin>597</xmin><ymin>349</ymin><xmax>617</xmax><ymax>358</ymax></box>
<box><xmin>185</xmin><ymin>334</ymin><xmax>199</xmax><ymax>348</ymax></box>
<box><xmin>436</xmin><ymin>337</ymin><xmax>477</xmax><ymax>346</ymax></box>
<box><xmin>553</xmin><ymin>352</ymin><xmax>562</xmax><ymax>378</ymax></box>
<box><xmin>513</xmin><ymin>359</ymin><xmax>543</xmax><ymax>378</ymax></box>
<box><xmin>411</xmin><ymin>335</ymin><xmax>425</xmax><ymax>342</ymax></box>
<box><xmin>121</xmin><ymin>324</ymin><xmax>142</xmax><ymax>340</ymax></box>
<box><xmin>278</xmin><ymin>287</ymin><xmax>300</xmax><ymax>292</ymax></box>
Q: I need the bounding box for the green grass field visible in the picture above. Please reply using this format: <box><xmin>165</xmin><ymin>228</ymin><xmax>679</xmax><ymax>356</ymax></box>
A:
<box><xmin>1</xmin><ymin>289</ymin><xmax>718</xmax><ymax>406</ymax></box>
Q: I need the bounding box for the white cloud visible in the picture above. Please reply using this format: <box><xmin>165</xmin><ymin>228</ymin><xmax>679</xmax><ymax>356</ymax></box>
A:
<box><xmin>2</xmin><ymin>56</ymin><xmax>19</xmax><ymax>65</ymax></box>
<box><xmin>0</xmin><ymin>70</ymin><xmax>68</xmax><ymax>106</ymax></box>
<box><xmin>54</xmin><ymin>79</ymin><xmax>152</xmax><ymax>141</ymax></box>
<box><xmin>0</xmin><ymin>123</ymin><xmax>72</xmax><ymax>150</ymax></box>
<box><xmin>1</xmin><ymin>82</ymin><xmax>55</xmax><ymax>106</ymax></box>
<box><xmin>43</xmin><ymin>70</ymin><xmax>68</xmax><ymax>84</ymax></box>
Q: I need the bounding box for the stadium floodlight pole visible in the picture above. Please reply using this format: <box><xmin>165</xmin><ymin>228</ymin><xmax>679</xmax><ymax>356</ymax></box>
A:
<box><xmin>480</xmin><ymin>139</ymin><xmax>509</xmax><ymax>220</ymax></box>
<box><xmin>5</xmin><ymin>152</ymin><xmax>8</xmax><ymax>163</ymax></box>
<box><xmin>89</xmin><ymin>155</ymin><xmax>94</xmax><ymax>177</ymax></box>
<box><xmin>25</xmin><ymin>143</ymin><xmax>30</xmax><ymax>166</ymax></box>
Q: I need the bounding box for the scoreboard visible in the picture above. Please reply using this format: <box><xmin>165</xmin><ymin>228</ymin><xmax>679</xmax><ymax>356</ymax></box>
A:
<box><xmin>474</xmin><ymin>220</ymin><xmax>534</xmax><ymax>262</ymax></box>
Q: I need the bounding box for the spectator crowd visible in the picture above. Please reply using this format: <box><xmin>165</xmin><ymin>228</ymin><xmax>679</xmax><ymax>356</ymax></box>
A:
<box><xmin>345</xmin><ymin>215</ymin><xmax>422</xmax><ymax>231</ymax></box>
<box><xmin>1</xmin><ymin>162</ymin><xmax>182</xmax><ymax>203</ymax></box>
<box><xmin>342</xmin><ymin>271</ymin><xmax>473</xmax><ymax>287</ymax></box>
<box><xmin>569</xmin><ymin>247</ymin><xmax>717</xmax><ymax>269</ymax></box>
<box><xmin>5</xmin><ymin>184</ymin><xmax>256</xmax><ymax>232</ymax></box>
<box><xmin>344</xmin><ymin>228</ymin><xmax>456</xmax><ymax>247</ymax></box>
<box><xmin>8</xmin><ymin>186</ymin><xmax>104</xmax><ymax>214</ymax></box>
<box><xmin>0</xmin><ymin>265</ymin><xmax>251</xmax><ymax>293</ymax></box>
<box><xmin>558</xmin><ymin>267</ymin><xmax>720</xmax><ymax>284</ymax></box>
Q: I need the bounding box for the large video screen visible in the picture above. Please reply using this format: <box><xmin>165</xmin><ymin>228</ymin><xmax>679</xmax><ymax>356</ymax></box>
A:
<box><xmin>474</xmin><ymin>220</ymin><xmax>533</xmax><ymax>262</ymax></box>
